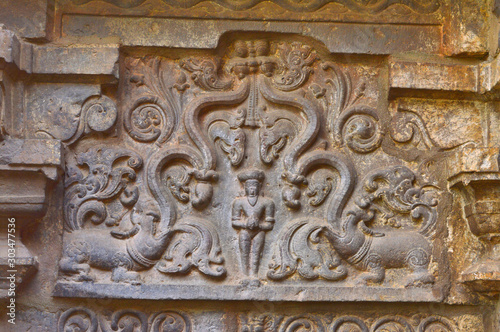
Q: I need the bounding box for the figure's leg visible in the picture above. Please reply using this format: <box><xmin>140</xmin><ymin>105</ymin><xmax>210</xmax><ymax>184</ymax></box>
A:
<box><xmin>59</xmin><ymin>256</ymin><xmax>94</xmax><ymax>282</ymax></box>
<box><xmin>111</xmin><ymin>266</ymin><xmax>141</xmax><ymax>285</ymax></box>
<box><xmin>405</xmin><ymin>248</ymin><xmax>434</xmax><ymax>287</ymax></box>
<box><xmin>356</xmin><ymin>253</ymin><xmax>385</xmax><ymax>285</ymax></box>
<box><xmin>59</xmin><ymin>242</ymin><xmax>94</xmax><ymax>282</ymax></box>
<box><xmin>250</xmin><ymin>231</ymin><xmax>266</xmax><ymax>277</ymax></box>
<box><xmin>239</xmin><ymin>230</ymin><xmax>251</xmax><ymax>276</ymax></box>
<box><xmin>110</xmin><ymin>252</ymin><xmax>141</xmax><ymax>285</ymax></box>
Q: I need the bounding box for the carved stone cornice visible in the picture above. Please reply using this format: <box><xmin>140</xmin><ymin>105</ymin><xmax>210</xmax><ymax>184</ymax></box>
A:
<box><xmin>0</xmin><ymin>138</ymin><xmax>62</xmax><ymax>299</ymax></box>
<box><xmin>449</xmin><ymin>147</ymin><xmax>500</xmax><ymax>295</ymax></box>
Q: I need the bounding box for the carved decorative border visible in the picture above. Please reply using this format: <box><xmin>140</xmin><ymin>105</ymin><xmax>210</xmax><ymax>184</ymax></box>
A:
<box><xmin>70</xmin><ymin>0</ymin><xmax>440</xmax><ymax>14</ymax></box>
<box><xmin>57</xmin><ymin>307</ymin><xmax>462</xmax><ymax>331</ymax></box>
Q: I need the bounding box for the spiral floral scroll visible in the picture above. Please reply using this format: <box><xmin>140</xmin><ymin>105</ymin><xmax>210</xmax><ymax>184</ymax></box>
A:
<box><xmin>58</xmin><ymin>308</ymin><xmax>98</xmax><ymax>332</ymax></box>
<box><xmin>371</xmin><ymin>316</ymin><xmax>414</xmax><ymax>332</ymax></box>
<box><xmin>279</xmin><ymin>316</ymin><xmax>325</xmax><ymax>332</ymax></box>
<box><xmin>390</xmin><ymin>109</ymin><xmax>437</xmax><ymax>150</ymax></box>
<box><xmin>335</xmin><ymin>105</ymin><xmax>383</xmax><ymax>154</ymax></box>
<box><xmin>58</xmin><ymin>308</ymin><xmax>191</xmax><ymax>332</ymax></box>
<box><xmin>273</xmin><ymin>42</ymin><xmax>317</xmax><ymax>91</ymax></box>
<box><xmin>417</xmin><ymin>317</ymin><xmax>454</xmax><ymax>332</ymax></box>
<box><xmin>66</xmin><ymin>95</ymin><xmax>118</xmax><ymax>145</ymax></box>
<box><xmin>108</xmin><ymin>310</ymin><xmax>148</xmax><ymax>332</ymax></box>
<box><xmin>150</xmin><ymin>311</ymin><xmax>191</xmax><ymax>332</ymax></box>
<box><xmin>125</xmin><ymin>97</ymin><xmax>175</xmax><ymax>143</ymax></box>
<box><xmin>181</xmin><ymin>58</ymin><xmax>233</xmax><ymax>91</ymax></box>
<box><xmin>330</xmin><ymin>316</ymin><xmax>369</xmax><ymax>332</ymax></box>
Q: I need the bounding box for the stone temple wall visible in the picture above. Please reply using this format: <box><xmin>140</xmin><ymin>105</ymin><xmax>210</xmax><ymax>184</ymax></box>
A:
<box><xmin>0</xmin><ymin>0</ymin><xmax>500</xmax><ymax>331</ymax></box>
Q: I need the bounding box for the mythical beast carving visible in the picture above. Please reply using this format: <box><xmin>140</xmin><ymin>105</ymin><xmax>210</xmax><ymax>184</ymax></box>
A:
<box><xmin>59</xmin><ymin>202</ymin><xmax>171</xmax><ymax>284</ymax></box>
<box><xmin>270</xmin><ymin>165</ymin><xmax>439</xmax><ymax>286</ymax></box>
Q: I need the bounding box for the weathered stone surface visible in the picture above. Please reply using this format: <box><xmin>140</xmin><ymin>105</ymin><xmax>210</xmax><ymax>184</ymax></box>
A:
<box><xmin>61</xmin><ymin>16</ymin><xmax>443</xmax><ymax>54</ymax></box>
<box><xmin>1</xmin><ymin>1</ymin><xmax>500</xmax><ymax>331</ymax></box>
<box><xmin>0</xmin><ymin>0</ymin><xmax>48</xmax><ymax>39</ymax></box>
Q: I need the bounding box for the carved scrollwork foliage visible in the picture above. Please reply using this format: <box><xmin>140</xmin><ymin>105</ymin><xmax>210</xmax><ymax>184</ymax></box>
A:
<box><xmin>371</xmin><ymin>316</ymin><xmax>414</xmax><ymax>332</ymax></box>
<box><xmin>335</xmin><ymin>105</ymin><xmax>384</xmax><ymax>154</ymax></box>
<box><xmin>125</xmin><ymin>57</ymin><xmax>180</xmax><ymax>144</ymax></box>
<box><xmin>279</xmin><ymin>316</ymin><xmax>325</xmax><ymax>332</ymax></box>
<box><xmin>240</xmin><ymin>314</ymin><xmax>456</xmax><ymax>332</ymax></box>
<box><xmin>181</xmin><ymin>58</ymin><xmax>233</xmax><ymax>91</ymax></box>
<box><xmin>36</xmin><ymin>94</ymin><xmax>118</xmax><ymax>145</ymax></box>
<box><xmin>64</xmin><ymin>147</ymin><xmax>143</xmax><ymax>231</ymax></box>
<box><xmin>330</xmin><ymin>316</ymin><xmax>369</xmax><ymax>332</ymax></box>
<box><xmin>312</xmin><ymin>62</ymin><xmax>383</xmax><ymax>154</ymax></box>
<box><xmin>58</xmin><ymin>308</ymin><xmax>191</xmax><ymax>332</ymax></box>
<box><xmin>150</xmin><ymin>312</ymin><xmax>192</xmax><ymax>332</ymax></box>
<box><xmin>417</xmin><ymin>317</ymin><xmax>455</xmax><ymax>332</ymax></box>
<box><xmin>106</xmin><ymin>310</ymin><xmax>148</xmax><ymax>332</ymax></box>
<box><xmin>64</xmin><ymin>95</ymin><xmax>118</xmax><ymax>145</ymax></box>
<box><xmin>389</xmin><ymin>109</ymin><xmax>438</xmax><ymax>152</ymax></box>
<box><xmin>156</xmin><ymin>217</ymin><xmax>226</xmax><ymax>277</ymax></box>
<box><xmin>272</xmin><ymin>42</ymin><xmax>317</xmax><ymax>91</ymax></box>
<box><xmin>58</xmin><ymin>308</ymin><xmax>98</xmax><ymax>332</ymax></box>
<box><xmin>125</xmin><ymin>97</ymin><xmax>173</xmax><ymax>143</ymax></box>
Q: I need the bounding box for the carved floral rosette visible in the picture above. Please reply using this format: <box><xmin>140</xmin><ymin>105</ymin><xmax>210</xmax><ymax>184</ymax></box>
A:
<box><xmin>55</xmin><ymin>37</ymin><xmax>449</xmax><ymax>302</ymax></box>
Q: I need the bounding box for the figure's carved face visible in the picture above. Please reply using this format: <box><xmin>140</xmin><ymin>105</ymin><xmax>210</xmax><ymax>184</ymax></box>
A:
<box><xmin>244</xmin><ymin>179</ymin><xmax>261</xmax><ymax>198</ymax></box>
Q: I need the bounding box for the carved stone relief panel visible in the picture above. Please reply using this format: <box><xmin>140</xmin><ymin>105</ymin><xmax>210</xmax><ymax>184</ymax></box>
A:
<box><xmin>53</xmin><ymin>36</ymin><xmax>451</xmax><ymax>302</ymax></box>
<box><xmin>52</xmin><ymin>306</ymin><xmax>484</xmax><ymax>331</ymax></box>
<box><xmin>11</xmin><ymin>304</ymin><xmax>488</xmax><ymax>331</ymax></box>
<box><xmin>2</xmin><ymin>0</ymin><xmax>500</xmax><ymax>330</ymax></box>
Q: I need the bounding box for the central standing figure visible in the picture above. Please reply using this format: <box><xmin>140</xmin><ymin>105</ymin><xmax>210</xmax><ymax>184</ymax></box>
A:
<box><xmin>231</xmin><ymin>169</ymin><xmax>275</xmax><ymax>278</ymax></box>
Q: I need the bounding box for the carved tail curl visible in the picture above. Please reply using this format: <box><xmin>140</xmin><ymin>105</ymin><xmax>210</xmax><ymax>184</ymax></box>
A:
<box><xmin>147</xmin><ymin>146</ymin><xmax>204</xmax><ymax>228</ymax></box>
<box><xmin>267</xmin><ymin>218</ymin><xmax>347</xmax><ymax>281</ymax></box>
<box><xmin>268</xmin><ymin>151</ymin><xmax>355</xmax><ymax>280</ymax></box>
<box><xmin>296</xmin><ymin>151</ymin><xmax>356</xmax><ymax>225</ymax></box>
<box><xmin>156</xmin><ymin>217</ymin><xmax>226</xmax><ymax>277</ymax></box>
